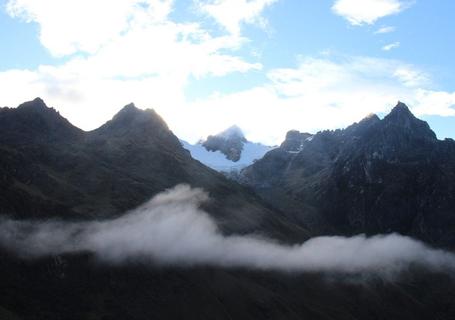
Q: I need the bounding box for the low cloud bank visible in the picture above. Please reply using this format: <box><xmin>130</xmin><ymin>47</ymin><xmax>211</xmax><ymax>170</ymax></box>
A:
<box><xmin>1</xmin><ymin>184</ymin><xmax>455</xmax><ymax>275</ymax></box>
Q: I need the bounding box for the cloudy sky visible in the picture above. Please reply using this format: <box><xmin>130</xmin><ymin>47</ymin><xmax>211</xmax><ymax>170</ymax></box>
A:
<box><xmin>1</xmin><ymin>0</ymin><xmax>454</xmax><ymax>144</ymax></box>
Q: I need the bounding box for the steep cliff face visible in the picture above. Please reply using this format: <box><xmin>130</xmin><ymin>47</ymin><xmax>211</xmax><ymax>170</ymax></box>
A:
<box><xmin>241</xmin><ymin>102</ymin><xmax>455</xmax><ymax>246</ymax></box>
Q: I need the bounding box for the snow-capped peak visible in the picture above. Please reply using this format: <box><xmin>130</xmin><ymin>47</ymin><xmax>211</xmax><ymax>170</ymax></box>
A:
<box><xmin>181</xmin><ymin>125</ymin><xmax>274</xmax><ymax>173</ymax></box>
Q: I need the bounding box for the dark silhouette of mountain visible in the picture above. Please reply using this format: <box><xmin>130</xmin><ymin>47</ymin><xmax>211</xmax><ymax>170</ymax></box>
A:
<box><xmin>241</xmin><ymin>102</ymin><xmax>455</xmax><ymax>247</ymax></box>
<box><xmin>0</xmin><ymin>98</ymin><xmax>304</xmax><ymax>240</ymax></box>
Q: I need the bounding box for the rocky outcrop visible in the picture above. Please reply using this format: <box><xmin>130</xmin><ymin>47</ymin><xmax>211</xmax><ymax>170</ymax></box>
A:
<box><xmin>280</xmin><ymin>130</ymin><xmax>313</xmax><ymax>152</ymax></box>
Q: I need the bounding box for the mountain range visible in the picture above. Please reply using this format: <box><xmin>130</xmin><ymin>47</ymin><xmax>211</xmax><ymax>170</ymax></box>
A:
<box><xmin>240</xmin><ymin>102</ymin><xmax>455</xmax><ymax>247</ymax></box>
<box><xmin>0</xmin><ymin>98</ymin><xmax>305</xmax><ymax>240</ymax></box>
<box><xmin>0</xmin><ymin>98</ymin><xmax>455</xmax><ymax>319</ymax></box>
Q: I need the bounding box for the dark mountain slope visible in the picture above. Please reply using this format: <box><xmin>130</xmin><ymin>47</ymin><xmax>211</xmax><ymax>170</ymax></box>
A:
<box><xmin>0</xmin><ymin>98</ymin><xmax>307</xmax><ymax>240</ymax></box>
<box><xmin>241</xmin><ymin>102</ymin><xmax>455</xmax><ymax>246</ymax></box>
<box><xmin>1</xmin><ymin>251</ymin><xmax>455</xmax><ymax>320</ymax></box>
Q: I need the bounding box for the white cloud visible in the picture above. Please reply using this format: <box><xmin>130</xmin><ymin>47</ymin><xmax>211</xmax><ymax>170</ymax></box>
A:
<box><xmin>1</xmin><ymin>0</ymin><xmax>262</xmax><ymax>130</ymax></box>
<box><xmin>393</xmin><ymin>66</ymin><xmax>428</xmax><ymax>87</ymax></box>
<box><xmin>375</xmin><ymin>26</ymin><xmax>396</xmax><ymax>34</ymax></box>
<box><xmin>382</xmin><ymin>41</ymin><xmax>400</xmax><ymax>51</ymax></box>
<box><xmin>2</xmin><ymin>185</ymin><xmax>455</xmax><ymax>276</ymax></box>
<box><xmin>332</xmin><ymin>0</ymin><xmax>412</xmax><ymax>26</ymax></box>
<box><xmin>6</xmin><ymin>0</ymin><xmax>174</xmax><ymax>56</ymax></box>
<box><xmin>412</xmin><ymin>90</ymin><xmax>455</xmax><ymax>117</ymax></box>
<box><xmin>197</xmin><ymin>0</ymin><xmax>277</xmax><ymax>35</ymax></box>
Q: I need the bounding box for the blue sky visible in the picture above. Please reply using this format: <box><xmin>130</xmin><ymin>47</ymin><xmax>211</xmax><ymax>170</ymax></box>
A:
<box><xmin>0</xmin><ymin>0</ymin><xmax>454</xmax><ymax>144</ymax></box>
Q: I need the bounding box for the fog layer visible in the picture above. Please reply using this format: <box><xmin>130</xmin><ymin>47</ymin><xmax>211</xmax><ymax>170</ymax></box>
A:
<box><xmin>1</xmin><ymin>185</ymin><xmax>454</xmax><ymax>275</ymax></box>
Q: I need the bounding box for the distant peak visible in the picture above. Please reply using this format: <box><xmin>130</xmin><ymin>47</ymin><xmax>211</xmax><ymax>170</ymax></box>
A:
<box><xmin>285</xmin><ymin>130</ymin><xmax>312</xmax><ymax>140</ymax></box>
<box><xmin>114</xmin><ymin>103</ymin><xmax>162</xmax><ymax>121</ymax></box>
<box><xmin>396</xmin><ymin>101</ymin><xmax>408</xmax><ymax>108</ymax></box>
<box><xmin>112</xmin><ymin>103</ymin><xmax>150</xmax><ymax>122</ymax></box>
<box><xmin>5</xmin><ymin>98</ymin><xmax>81</xmax><ymax>138</ymax></box>
<box><xmin>280</xmin><ymin>130</ymin><xmax>313</xmax><ymax>152</ymax></box>
<box><xmin>118</xmin><ymin>102</ymin><xmax>139</xmax><ymax>114</ymax></box>
<box><xmin>114</xmin><ymin>103</ymin><xmax>159</xmax><ymax>119</ymax></box>
<box><xmin>32</xmin><ymin>97</ymin><xmax>46</xmax><ymax>104</ymax></box>
<box><xmin>389</xmin><ymin>101</ymin><xmax>414</xmax><ymax>117</ymax></box>
<box><xmin>382</xmin><ymin>101</ymin><xmax>436</xmax><ymax>140</ymax></box>
<box><xmin>383</xmin><ymin>101</ymin><xmax>419</xmax><ymax>126</ymax></box>
<box><xmin>363</xmin><ymin>113</ymin><xmax>380</xmax><ymax>121</ymax></box>
<box><xmin>202</xmin><ymin>125</ymin><xmax>247</xmax><ymax>161</ymax></box>
<box><xmin>99</xmin><ymin>103</ymin><xmax>168</xmax><ymax>135</ymax></box>
<box><xmin>357</xmin><ymin>113</ymin><xmax>380</xmax><ymax>126</ymax></box>
<box><xmin>18</xmin><ymin>97</ymin><xmax>49</xmax><ymax>110</ymax></box>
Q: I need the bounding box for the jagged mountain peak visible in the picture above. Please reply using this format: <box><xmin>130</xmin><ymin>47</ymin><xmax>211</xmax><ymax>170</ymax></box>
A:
<box><xmin>113</xmin><ymin>103</ymin><xmax>157</xmax><ymax>121</ymax></box>
<box><xmin>99</xmin><ymin>103</ymin><xmax>168</xmax><ymax>134</ymax></box>
<box><xmin>0</xmin><ymin>98</ymin><xmax>82</xmax><ymax>143</ymax></box>
<box><xmin>17</xmin><ymin>97</ymin><xmax>48</xmax><ymax>110</ymax></box>
<box><xmin>119</xmin><ymin>102</ymin><xmax>138</xmax><ymax>112</ymax></box>
<box><xmin>285</xmin><ymin>130</ymin><xmax>311</xmax><ymax>139</ymax></box>
<box><xmin>383</xmin><ymin>101</ymin><xmax>436</xmax><ymax>140</ymax></box>
<box><xmin>89</xmin><ymin>103</ymin><xmax>184</xmax><ymax>155</ymax></box>
<box><xmin>361</xmin><ymin>113</ymin><xmax>380</xmax><ymax>123</ymax></box>
<box><xmin>280</xmin><ymin>130</ymin><xmax>313</xmax><ymax>152</ymax></box>
<box><xmin>394</xmin><ymin>100</ymin><xmax>412</xmax><ymax>111</ymax></box>
<box><xmin>386</xmin><ymin>101</ymin><xmax>416</xmax><ymax>120</ymax></box>
<box><xmin>16</xmin><ymin>98</ymin><xmax>63</xmax><ymax>119</ymax></box>
<box><xmin>344</xmin><ymin>113</ymin><xmax>381</xmax><ymax>136</ymax></box>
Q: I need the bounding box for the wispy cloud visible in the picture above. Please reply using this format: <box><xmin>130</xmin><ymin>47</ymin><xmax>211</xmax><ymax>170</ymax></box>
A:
<box><xmin>375</xmin><ymin>26</ymin><xmax>396</xmax><ymax>34</ymax></box>
<box><xmin>1</xmin><ymin>185</ymin><xmax>455</xmax><ymax>277</ymax></box>
<box><xmin>382</xmin><ymin>41</ymin><xmax>400</xmax><ymax>51</ymax></box>
<box><xmin>332</xmin><ymin>0</ymin><xmax>413</xmax><ymax>26</ymax></box>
